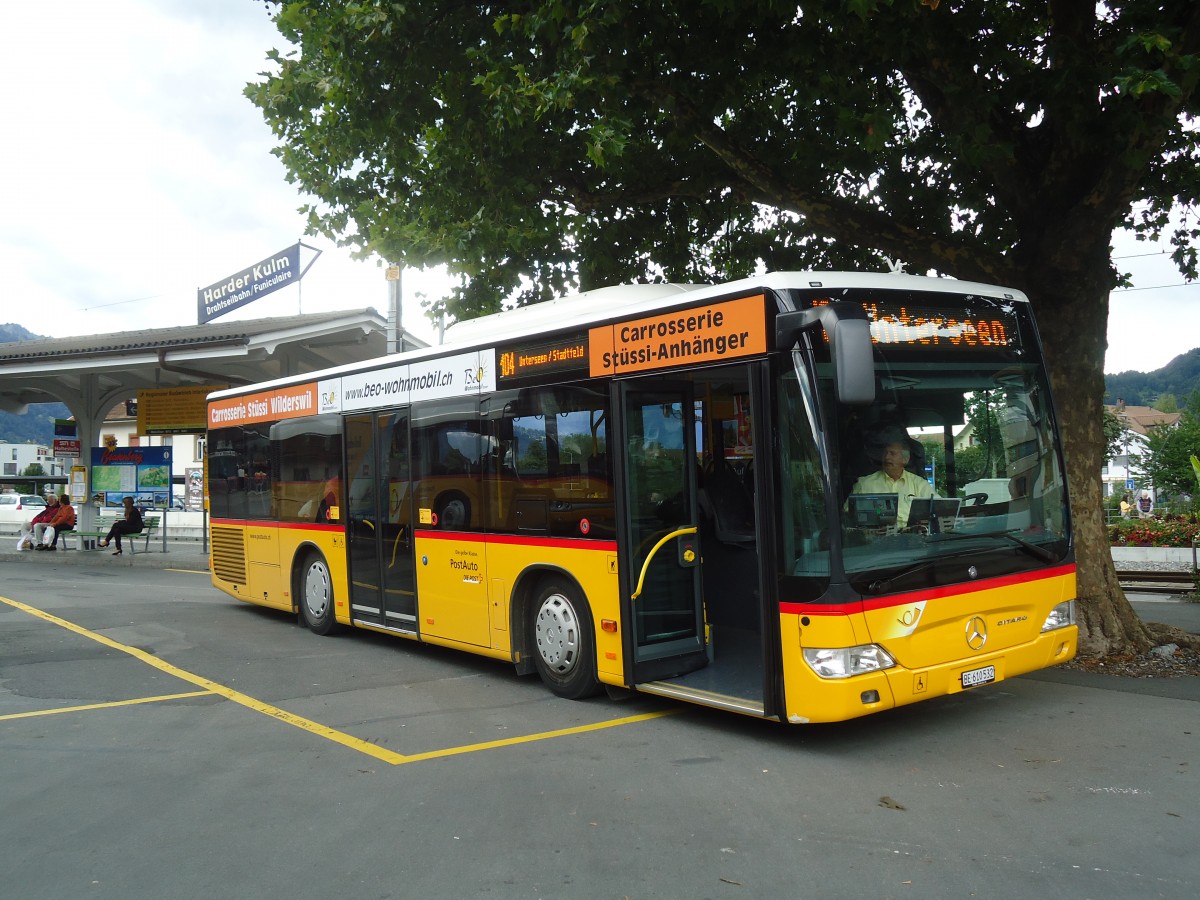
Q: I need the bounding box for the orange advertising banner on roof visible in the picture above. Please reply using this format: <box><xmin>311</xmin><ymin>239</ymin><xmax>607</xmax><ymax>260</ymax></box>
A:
<box><xmin>589</xmin><ymin>294</ymin><xmax>768</xmax><ymax>377</ymax></box>
<box><xmin>207</xmin><ymin>383</ymin><xmax>318</xmax><ymax>428</ymax></box>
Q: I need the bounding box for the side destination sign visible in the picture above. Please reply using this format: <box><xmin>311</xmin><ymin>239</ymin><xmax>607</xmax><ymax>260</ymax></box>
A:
<box><xmin>498</xmin><ymin>334</ymin><xmax>588</xmax><ymax>382</ymax></box>
<box><xmin>589</xmin><ymin>294</ymin><xmax>767</xmax><ymax>377</ymax></box>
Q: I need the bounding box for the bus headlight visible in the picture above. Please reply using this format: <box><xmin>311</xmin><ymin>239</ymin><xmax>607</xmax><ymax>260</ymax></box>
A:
<box><xmin>803</xmin><ymin>645</ymin><xmax>896</xmax><ymax>679</ymax></box>
<box><xmin>1041</xmin><ymin>600</ymin><xmax>1076</xmax><ymax>632</ymax></box>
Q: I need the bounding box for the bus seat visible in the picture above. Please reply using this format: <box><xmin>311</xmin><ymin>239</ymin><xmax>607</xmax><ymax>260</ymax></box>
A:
<box><xmin>699</xmin><ymin>460</ymin><xmax>756</xmax><ymax>544</ymax></box>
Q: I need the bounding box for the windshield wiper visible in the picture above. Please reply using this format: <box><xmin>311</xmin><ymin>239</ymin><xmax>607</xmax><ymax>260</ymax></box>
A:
<box><xmin>866</xmin><ymin>560</ymin><xmax>937</xmax><ymax>594</ymax></box>
<box><xmin>862</xmin><ymin>532</ymin><xmax>1057</xmax><ymax>594</ymax></box>
<box><xmin>996</xmin><ymin>530</ymin><xmax>1059</xmax><ymax>563</ymax></box>
<box><xmin>864</xmin><ymin>546</ymin><xmax>980</xmax><ymax>594</ymax></box>
<box><xmin>941</xmin><ymin>528</ymin><xmax>1060</xmax><ymax>563</ymax></box>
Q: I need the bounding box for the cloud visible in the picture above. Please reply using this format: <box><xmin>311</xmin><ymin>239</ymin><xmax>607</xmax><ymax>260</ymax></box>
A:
<box><xmin>0</xmin><ymin>0</ymin><xmax>442</xmax><ymax>343</ymax></box>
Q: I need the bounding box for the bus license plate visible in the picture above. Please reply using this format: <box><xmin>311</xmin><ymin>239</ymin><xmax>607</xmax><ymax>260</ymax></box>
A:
<box><xmin>961</xmin><ymin>665</ymin><xmax>996</xmax><ymax>689</ymax></box>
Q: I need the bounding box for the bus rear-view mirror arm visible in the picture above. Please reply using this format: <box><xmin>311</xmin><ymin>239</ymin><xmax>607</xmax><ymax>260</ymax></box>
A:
<box><xmin>775</xmin><ymin>302</ymin><xmax>876</xmax><ymax>405</ymax></box>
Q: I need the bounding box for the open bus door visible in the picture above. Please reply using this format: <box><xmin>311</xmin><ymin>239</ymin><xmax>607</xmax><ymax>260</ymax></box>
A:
<box><xmin>616</xmin><ymin>381</ymin><xmax>709</xmax><ymax>684</ymax></box>
<box><xmin>345</xmin><ymin>411</ymin><xmax>417</xmax><ymax>634</ymax></box>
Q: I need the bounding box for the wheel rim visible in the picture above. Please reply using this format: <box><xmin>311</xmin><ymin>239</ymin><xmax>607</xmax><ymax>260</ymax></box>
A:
<box><xmin>304</xmin><ymin>560</ymin><xmax>331</xmax><ymax>620</ymax></box>
<box><xmin>534</xmin><ymin>592</ymin><xmax>579</xmax><ymax>675</ymax></box>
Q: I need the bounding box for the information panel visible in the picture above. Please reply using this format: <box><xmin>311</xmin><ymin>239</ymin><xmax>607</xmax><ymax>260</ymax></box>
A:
<box><xmin>138</xmin><ymin>385</ymin><xmax>227</xmax><ymax>435</ymax></box>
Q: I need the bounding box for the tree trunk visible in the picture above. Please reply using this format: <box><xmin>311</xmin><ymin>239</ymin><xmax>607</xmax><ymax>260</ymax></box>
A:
<box><xmin>1026</xmin><ymin>274</ymin><xmax>1151</xmax><ymax>657</ymax></box>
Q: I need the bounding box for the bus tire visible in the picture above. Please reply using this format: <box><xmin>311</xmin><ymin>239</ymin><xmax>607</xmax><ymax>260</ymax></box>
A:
<box><xmin>529</xmin><ymin>579</ymin><xmax>601</xmax><ymax>699</ymax></box>
<box><xmin>299</xmin><ymin>550</ymin><xmax>339</xmax><ymax>635</ymax></box>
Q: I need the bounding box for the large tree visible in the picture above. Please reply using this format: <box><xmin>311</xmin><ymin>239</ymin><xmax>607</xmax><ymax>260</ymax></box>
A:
<box><xmin>249</xmin><ymin>1</ymin><xmax>1200</xmax><ymax>655</ymax></box>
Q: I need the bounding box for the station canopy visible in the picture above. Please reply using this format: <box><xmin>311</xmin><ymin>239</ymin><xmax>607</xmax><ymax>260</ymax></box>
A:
<box><xmin>0</xmin><ymin>309</ymin><xmax>413</xmax><ymax>520</ymax></box>
<box><xmin>0</xmin><ymin>308</ymin><xmax>402</xmax><ymax>417</ymax></box>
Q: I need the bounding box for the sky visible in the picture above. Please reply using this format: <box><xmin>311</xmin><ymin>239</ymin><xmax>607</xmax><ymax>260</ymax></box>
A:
<box><xmin>0</xmin><ymin>1</ymin><xmax>1195</xmax><ymax>374</ymax></box>
<box><xmin>0</xmin><ymin>1</ymin><xmax>444</xmax><ymax>348</ymax></box>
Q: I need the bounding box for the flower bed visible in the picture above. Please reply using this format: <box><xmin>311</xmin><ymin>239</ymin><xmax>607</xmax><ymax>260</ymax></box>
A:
<box><xmin>1109</xmin><ymin>514</ymin><xmax>1200</xmax><ymax>548</ymax></box>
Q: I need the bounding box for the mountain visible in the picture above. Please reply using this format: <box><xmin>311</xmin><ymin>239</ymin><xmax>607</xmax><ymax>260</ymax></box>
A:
<box><xmin>0</xmin><ymin>323</ymin><xmax>71</xmax><ymax>448</ymax></box>
<box><xmin>0</xmin><ymin>322</ymin><xmax>44</xmax><ymax>344</ymax></box>
<box><xmin>1105</xmin><ymin>348</ymin><xmax>1200</xmax><ymax>408</ymax></box>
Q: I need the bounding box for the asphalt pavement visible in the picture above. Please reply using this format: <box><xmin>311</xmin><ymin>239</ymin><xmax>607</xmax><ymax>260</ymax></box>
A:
<box><xmin>2</xmin><ymin>558</ymin><xmax>1195</xmax><ymax>900</ymax></box>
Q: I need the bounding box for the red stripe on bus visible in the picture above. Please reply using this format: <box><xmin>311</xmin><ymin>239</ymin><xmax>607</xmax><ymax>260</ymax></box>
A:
<box><xmin>415</xmin><ymin>530</ymin><xmax>618</xmax><ymax>552</ymax></box>
<box><xmin>207</xmin><ymin>519</ymin><xmax>617</xmax><ymax>551</ymax></box>
<box><xmin>779</xmin><ymin>564</ymin><xmax>1076</xmax><ymax>617</ymax></box>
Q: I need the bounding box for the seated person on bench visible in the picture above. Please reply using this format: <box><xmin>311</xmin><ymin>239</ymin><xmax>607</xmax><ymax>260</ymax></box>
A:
<box><xmin>29</xmin><ymin>494</ymin><xmax>59</xmax><ymax>547</ymax></box>
<box><xmin>98</xmin><ymin>496</ymin><xmax>144</xmax><ymax>556</ymax></box>
<box><xmin>37</xmin><ymin>494</ymin><xmax>75</xmax><ymax>551</ymax></box>
<box><xmin>849</xmin><ymin>438</ymin><xmax>931</xmax><ymax>529</ymax></box>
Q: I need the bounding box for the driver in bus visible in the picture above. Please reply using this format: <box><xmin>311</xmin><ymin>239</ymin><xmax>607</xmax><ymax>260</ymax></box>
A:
<box><xmin>849</xmin><ymin>434</ymin><xmax>932</xmax><ymax>528</ymax></box>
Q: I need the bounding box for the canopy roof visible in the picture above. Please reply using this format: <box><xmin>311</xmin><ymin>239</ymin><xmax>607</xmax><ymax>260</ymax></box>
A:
<box><xmin>0</xmin><ymin>309</ymin><xmax>401</xmax><ymax>414</ymax></box>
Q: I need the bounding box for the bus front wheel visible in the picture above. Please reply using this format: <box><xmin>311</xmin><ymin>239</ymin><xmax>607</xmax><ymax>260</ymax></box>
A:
<box><xmin>299</xmin><ymin>551</ymin><xmax>339</xmax><ymax>635</ymax></box>
<box><xmin>529</xmin><ymin>580</ymin><xmax>600</xmax><ymax>699</ymax></box>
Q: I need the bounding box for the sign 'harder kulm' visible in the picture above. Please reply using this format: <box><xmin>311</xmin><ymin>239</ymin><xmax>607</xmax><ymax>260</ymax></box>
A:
<box><xmin>197</xmin><ymin>243</ymin><xmax>309</xmax><ymax>324</ymax></box>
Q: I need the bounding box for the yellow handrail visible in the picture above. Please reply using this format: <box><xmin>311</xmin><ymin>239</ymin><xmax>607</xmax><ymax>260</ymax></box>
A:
<box><xmin>631</xmin><ymin>525</ymin><xmax>697</xmax><ymax>600</ymax></box>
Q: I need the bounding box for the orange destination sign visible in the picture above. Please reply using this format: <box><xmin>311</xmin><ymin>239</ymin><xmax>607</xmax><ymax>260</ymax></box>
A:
<box><xmin>589</xmin><ymin>294</ymin><xmax>767</xmax><ymax>377</ymax></box>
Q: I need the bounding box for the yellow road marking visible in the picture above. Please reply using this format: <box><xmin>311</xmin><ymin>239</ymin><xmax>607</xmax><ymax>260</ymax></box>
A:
<box><xmin>0</xmin><ymin>691</ymin><xmax>213</xmax><ymax>722</ymax></box>
<box><xmin>0</xmin><ymin>595</ymin><xmax>676</xmax><ymax>764</ymax></box>
<box><xmin>397</xmin><ymin>709</ymin><xmax>679</xmax><ymax>764</ymax></box>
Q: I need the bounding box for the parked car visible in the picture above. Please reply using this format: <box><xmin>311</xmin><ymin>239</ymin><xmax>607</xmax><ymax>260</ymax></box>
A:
<box><xmin>0</xmin><ymin>493</ymin><xmax>48</xmax><ymax>527</ymax></box>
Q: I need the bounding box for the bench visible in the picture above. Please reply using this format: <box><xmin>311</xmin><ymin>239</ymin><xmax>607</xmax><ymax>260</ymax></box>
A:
<box><xmin>62</xmin><ymin>515</ymin><xmax>160</xmax><ymax>553</ymax></box>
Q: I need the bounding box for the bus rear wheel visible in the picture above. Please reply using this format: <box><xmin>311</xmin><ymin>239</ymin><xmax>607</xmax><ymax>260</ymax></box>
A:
<box><xmin>299</xmin><ymin>551</ymin><xmax>339</xmax><ymax>635</ymax></box>
<box><xmin>529</xmin><ymin>580</ymin><xmax>600</xmax><ymax>699</ymax></box>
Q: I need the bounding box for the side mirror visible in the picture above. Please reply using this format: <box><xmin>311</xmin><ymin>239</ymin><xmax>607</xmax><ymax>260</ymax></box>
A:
<box><xmin>776</xmin><ymin>302</ymin><xmax>876</xmax><ymax>405</ymax></box>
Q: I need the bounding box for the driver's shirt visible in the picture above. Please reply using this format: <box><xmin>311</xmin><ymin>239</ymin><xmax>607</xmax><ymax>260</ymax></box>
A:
<box><xmin>850</xmin><ymin>469</ymin><xmax>932</xmax><ymax>527</ymax></box>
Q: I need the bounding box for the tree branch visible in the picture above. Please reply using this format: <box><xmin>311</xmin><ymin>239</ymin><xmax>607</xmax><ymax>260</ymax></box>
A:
<box><xmin>658</xmin><ymin>89</ymin><xmax>1009</xmax><ymax>282</ymax></box>
<box><xmin>559</xmin><ymin>177</ymin><xmax>714</xmax><ymax>213</ymax></box>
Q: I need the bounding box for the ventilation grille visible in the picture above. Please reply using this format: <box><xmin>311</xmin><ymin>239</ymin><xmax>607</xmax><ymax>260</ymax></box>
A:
<box><xmin>211</xmin><ymin>525</ymin><xmax>247</xmax><ymax>585</ymax></box>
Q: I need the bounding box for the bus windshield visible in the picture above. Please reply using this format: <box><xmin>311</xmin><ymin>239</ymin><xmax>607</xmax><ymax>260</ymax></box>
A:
<box><xmin>779</xmin><ymin>290</ymin><xmax>1070</xmax><ymax>596</ymax></box>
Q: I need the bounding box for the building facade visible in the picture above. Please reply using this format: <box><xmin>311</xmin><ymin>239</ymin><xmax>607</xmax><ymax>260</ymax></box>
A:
<box><xmin>1101</xmin><ymin>400</ymin><xmax>1181</xmax><ymax>501</ymax></box>
<box><xmin>0</xmin><ymin>441</ymin><xmax>67</xmax><ymax>481</ymax></box>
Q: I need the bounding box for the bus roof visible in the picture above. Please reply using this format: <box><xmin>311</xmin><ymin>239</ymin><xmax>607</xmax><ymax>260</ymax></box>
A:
<box><xmin>208</xmin><ymin>271</ymin><xmax>1029</xmax><ymax>401</ymax></box>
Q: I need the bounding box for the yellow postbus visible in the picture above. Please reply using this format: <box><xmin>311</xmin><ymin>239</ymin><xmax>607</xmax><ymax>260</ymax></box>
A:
<box><xmin>206</xmin><ymin>273</ymin><xmax>1076</xmax><ymax>723</ymax></box>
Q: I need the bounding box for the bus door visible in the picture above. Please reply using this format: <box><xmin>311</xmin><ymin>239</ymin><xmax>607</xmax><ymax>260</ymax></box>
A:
<box><xmin>345</xmin><ymin>411</ymin><xmax>417</xmax><ymax>633</ymax></box>
<box><xmin>616</xmin><ymin>382</ymin><xmax>708</xmax><ymax>683</ymax></box>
